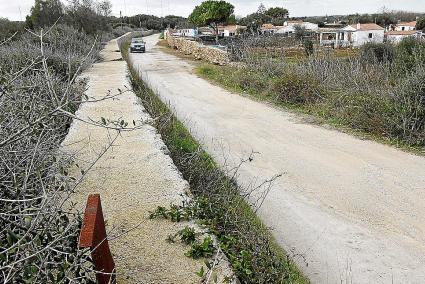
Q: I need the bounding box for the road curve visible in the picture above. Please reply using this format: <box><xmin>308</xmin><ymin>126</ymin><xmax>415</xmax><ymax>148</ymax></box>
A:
<box><xmin>130</xmin><ymin>34</ymin><xmax>425</xmax><ymax>284</ymax></box>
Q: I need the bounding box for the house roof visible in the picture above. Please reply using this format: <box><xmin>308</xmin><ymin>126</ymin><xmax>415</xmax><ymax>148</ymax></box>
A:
<box><xmin>218</xmin><ymin>25</ymin><xmax>247</xmax><ymax>32</ymax></box>
<box><xmin>386</xmin><ymin>30</ymin><xmax>418</xmax><ymax>36</ymax></box>
<box><xmin>350</xmin><ymin>23</ymin><xmax>384</xmax><ymax>31</ymax></box>
<box><xmin>397</xmin><ymin>21</ymin><xmax>417</xmax><ymax>27</ymax></box>
<box><xmin>261</xmin><ymin>23</ymin><xmax>275</xmax><ymax>29</ymax></box>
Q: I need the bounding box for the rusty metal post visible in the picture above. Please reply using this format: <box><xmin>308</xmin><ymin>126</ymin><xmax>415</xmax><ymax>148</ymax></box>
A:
<box><xmin>79</xmin><ymin>194</ymin><xmax>116</xmax><ymax>284</ymax></box>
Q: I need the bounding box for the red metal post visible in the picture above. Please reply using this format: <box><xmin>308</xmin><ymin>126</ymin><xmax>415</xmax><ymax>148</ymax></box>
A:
<box><xmin>79</xmin><ymin>194</ymin><xmax>116</xmax><ymax>284</ymax></box>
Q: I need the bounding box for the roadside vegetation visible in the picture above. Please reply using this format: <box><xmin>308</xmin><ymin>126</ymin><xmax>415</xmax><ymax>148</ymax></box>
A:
<box><xmin>121</xmin><ymin>42</ymin><xmax>308</xmax><ymax>283</ymax></box>
<box><xmin>195</xmin><ymin>37</ymin><xmax>425</xmax><ymax>151</ymax></box>
<box><xmin>0</xmin><ymin>0</ymin><xmax>148</xmax><ymax>282</ymax></box>
<box><xmin>0</xmin><ymin>23</ymin><xmax>102</xmax><ymax>283</ymax></box>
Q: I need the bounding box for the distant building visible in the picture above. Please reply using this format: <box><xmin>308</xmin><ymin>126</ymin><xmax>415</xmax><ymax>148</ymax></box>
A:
<box><xmin>275</xmin><ymin>25</ymin><xmax>295</xmax><ymax>35</ymax></box>
<box><xmin>395</xmin><ymin>21</ymin><xmax>417</xmax><ymax>31</ymax></box>
<box><xmin>218</xmin><ymin>25</ymin><xmax>247</xmax><ymax>37</ymax></box>
<box><xmin>260</xmin><ymin>23</ymin><xmax>277</xmax><ymax>35</ymax></box>
<box><xmin>262</xmin><ymin>21</ymin><xmax>318</xmax><ymax>36</ymax></box>
<box><xmin>198</xmin><ymin>27</ymin><xmax>215</xmax><ymax>36</ymax></box>
<box><xmin>386</xmin><ymin>30</ymin><xmax>422</xmax><ymax>43</ymax></box>
<box><xmin>284</xmin><ymin>20</ymin><xmax>319</xmax><ymax>31</ymax></box>
<box><xmin>318</xmin><ymin>27</ymin><xmax>350</xmax><ymax>48</ymax></box>
<box><xmin>344</xmin><ymin>23</ymin><xmax>385</xmax><ymax>47</ymax></box>
<box><xmin>172</xmin><ymin>28</ymin><xmax>198</xmax><ymax>38</ymax></box>
<box><xmin>319</xmin><ymin>23</ymin><xmax>384</xmax><ymax>48</ymax></box>
<box><xmin>323</xmin><ymin>22</ymin><xmax>346</xmax><ymax>29</ymax></box>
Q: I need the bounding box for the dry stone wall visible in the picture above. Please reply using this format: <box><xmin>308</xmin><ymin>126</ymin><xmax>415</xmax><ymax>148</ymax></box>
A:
<box><xmin>167</xmin><ymin>36</ymin><xmax>230</xmax><ymax>65</ymax></box>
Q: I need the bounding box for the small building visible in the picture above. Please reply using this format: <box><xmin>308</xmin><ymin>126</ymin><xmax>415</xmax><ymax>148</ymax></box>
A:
<box><xmin>318</xmin><ymin>27</ymin><xmax>350</xmax><ymax>48</ymax></box>
<box><xmin>275</xmin><ymin>25</ymin><xmax>295</xmax><ymax>35</ymax></box>
<box><xmin>284</xmin><ymin>20</ymin><xmax>319</xmax><ymax>31</ymax></box>
<box><xmin>395</xmin><ymin>21</ymin><xmax>417</xmax><ymax>31</ymax></box>
<box><xmin>260</xmin><ymin>23</ymin><xmax>277</xmax><ymax>35</ymax></box>
<box><xmin>198</xmin><ymin>27</ymin><xmax>215</xmax><ymax>36</ymax></box>
<box><xmin>344</xmin><ymin>23</ymin><xmax>385</xmax><ymax>47</ymax></box>
<box><xmin>218</xmin><ymin>25</ymin><xmax>247</xmax><ymax>37</ymax></box>
<box><xmin>172</xmin><ymin>28</ymin><xmax>198</xmax><ymax>38</ymax></box>
<box><xmin>319</xmin><ymin>23</ymin><xmax>385</xmax><ymax>48</ymax></box>
<box><xmin>386</xmin><ymin>30</ymin><xmax>422</xmax><ymax>43</ymax></box>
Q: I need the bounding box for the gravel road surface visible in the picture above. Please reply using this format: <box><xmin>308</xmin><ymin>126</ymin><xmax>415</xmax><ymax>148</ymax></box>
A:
<box><xmin>129</xmin><ymin>34</ymin><xmax>425</xmax><ymax>284</ymax></box>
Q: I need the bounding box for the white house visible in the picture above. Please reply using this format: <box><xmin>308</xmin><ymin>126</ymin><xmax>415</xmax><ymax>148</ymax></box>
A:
<box><xmin>260</xmin><ymin>23</ymin><xmax>278</xmax><ymax>35</ymax></box>
<box><xmin>395</xmin><ymin>21</ymin><xmax>417</xmax><ymax>31</ymax></box>
<box><xmin>318</xmin><ymin>27</ymin><xmax>350</xmax><ymax>47</ymax></box>
<box><xmin>262</xmin><ymin>21</ymin><xmax>318</xmax><ymax>36</ymax></box>
<box><xmin>319</xmin><ymin>23</ymin><xmax>384</xmax><ymax>48</ymax></box>
<box><xmin>275</xmin><ymin>25</ymin><xmax>295</xmax><ymax>35</ymax></box>
<box><xmin>284</xmin><ymin>20</ymin><xmax>319</xmax><ymax>31</ymax></box>
<box><xmin>198</xmin><ymin>27</ymin><xmax>215</xmax><ymax>36</ymax></box>
<box><xmin>218</xmin><ymin>25</ymin><xmax>247</xmax><ymax>37</ymax></box>
<box><xmin>172</xmin><ymin>28</ymin><xmax>198</xmax><ymax>38</ymax></box>
<box><xmin>344</xmin><ymin>23</ymin><xmax>385</xmax><ymax>47</ymax></box>
<box><xmin>386</xmin><ymin>30</ymin><xmax>422</xmax><ymax>43</ymax></box>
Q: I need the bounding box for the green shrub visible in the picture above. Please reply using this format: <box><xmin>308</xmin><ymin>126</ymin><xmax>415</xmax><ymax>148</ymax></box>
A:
<box><xmin>360</xmin><ymin>42</ymin><xmax>396</xmax><ymax>63</ymax></box>
<box><xmin>392</xmin><ymin>69</ymin><xmax>425</xmax><ymax>145</ymax></box>
<box><xmin>324</xmin><ymin>90</ymin><xmax>392</xmax><ymax>135</ymax></box>
<box><xmin>235</xmin><ymin>69</ymin><xmax>268</xmax><ymax>92</ymax></box>
<box><xmin>185</xmin><ymin>237</ymin><xmax>215</xmax><ymax>259</ymax></box>
<box><xmin>269</xmin><ymin>73</ymin><xmax>324</xmax><ymax>105</ymax></box>
<box><xmin>302</xmin><ymin>39</ymin><xmax>314</xmax><ymax>56</ymax></box>
<box><xmin>395</xmin><ymin>37</ymin><xmax>425</xmax><ymax>73</ymax></box>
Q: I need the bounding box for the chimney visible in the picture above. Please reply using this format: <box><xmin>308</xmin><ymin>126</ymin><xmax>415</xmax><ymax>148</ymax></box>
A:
<box><xmin>357</xmin><ymin>22</ymin><xmax>361</xmax><ymax>30</ymax></box>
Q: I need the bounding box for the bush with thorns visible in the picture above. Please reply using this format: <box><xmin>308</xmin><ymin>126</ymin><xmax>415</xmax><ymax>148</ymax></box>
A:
<box><xmin>0</xmin><ymin>25</ymin><xmax>101</xmax><ymax>283</ymax></box>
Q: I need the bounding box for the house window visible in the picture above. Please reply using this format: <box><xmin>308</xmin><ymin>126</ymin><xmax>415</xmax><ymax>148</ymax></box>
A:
<box><xmin>368</xmin><ymin>33</ymin><xmax>373</xmax><ymax>39</ymax></box>
<box><xmin>402</xmin><ymin>27</ymin><xmax>405</xmax><ymax>31</ymax></box>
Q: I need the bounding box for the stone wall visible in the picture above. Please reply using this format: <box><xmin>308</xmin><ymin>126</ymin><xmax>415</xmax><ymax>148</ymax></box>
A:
<box><xmin>167</xmin><ymin>36</ymin><xmax>230</xmax><ymax>65</ymax></box>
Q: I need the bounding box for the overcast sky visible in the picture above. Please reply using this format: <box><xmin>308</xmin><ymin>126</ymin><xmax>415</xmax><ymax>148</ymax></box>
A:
<box><xmin>1</xmin><ymin>0</ymin><xmax>424</xmax><ymax>21</ymax></box>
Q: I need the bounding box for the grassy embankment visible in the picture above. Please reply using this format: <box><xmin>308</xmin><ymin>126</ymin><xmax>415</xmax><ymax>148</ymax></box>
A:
<box><xmin>185</xmin><ymin>41</ymin><xmax>425</xmax><ymax>154</ymax></box>
<box><xmin>121</xmin><ymin>41</ymin><xmax>308</xmax><ymax>283</ymax></box>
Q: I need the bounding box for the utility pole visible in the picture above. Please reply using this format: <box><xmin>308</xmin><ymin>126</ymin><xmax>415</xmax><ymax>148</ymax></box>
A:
<box><xmin>18</xmin><ymin>6</ymin><xmax>22</xmax><ymax>22</ymax></box>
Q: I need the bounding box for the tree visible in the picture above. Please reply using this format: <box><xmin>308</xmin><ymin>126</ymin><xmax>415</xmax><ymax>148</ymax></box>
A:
<box><xmin>0</xmin><ymin>18</ymin><xmax>24</xmax><ymax>40</ymax></box>
<box><xmin>97</xmin><ymin>0</ymin><xmax>112</xmax><ymax>17</ymax></box>
<box><xmin>257</xmin><ymin>3</ymin><xmax>266</xmax><ymax>14</ymax></box>
<box><xmin>417</xmin><ymin>17</ymin><xmax>425</xmax><ymax>32</ymax></box>
<box><xmin>294</xmin><ymin>25</ymin><xmax>307</xmax><ymax>41</ymax></box>
<box><xmin>266</xmin><ymin>7</ymin><xmax>289</xmax><ymax>26</ymax></box>
<box><xmin>226</xmin><ymin>14</ymin><xmax>237</xmax><ymax>25</ymax></box>
<box><xmin>239</xmin><ymin>12</ymin><xmax>270</xmax><ymax>35</ymax></box>
<box><xmin>64</xmin><ymin>0</ymin><xmax>110</xmax><ymax>35</ymax></box>
<box><xmin>188</xmin><ymin>0</ymin><xmax>234</xmax><ymax>42</ymax></box>
<box><xmin>265</xmin><ymin>7</ymin><xmax>289</xmax><ymax>19</ymax></box>
<box><xmin>26</xmin><ymin>0</ymin><xmax>64</xmax><ymax>28</ymax></box>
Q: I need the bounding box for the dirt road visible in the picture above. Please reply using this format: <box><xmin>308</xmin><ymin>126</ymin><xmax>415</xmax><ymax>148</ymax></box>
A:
<box><xmin>130</xmin><ymin>34</ymin><xmax>425</xmax><ymax>283</ymax></box>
